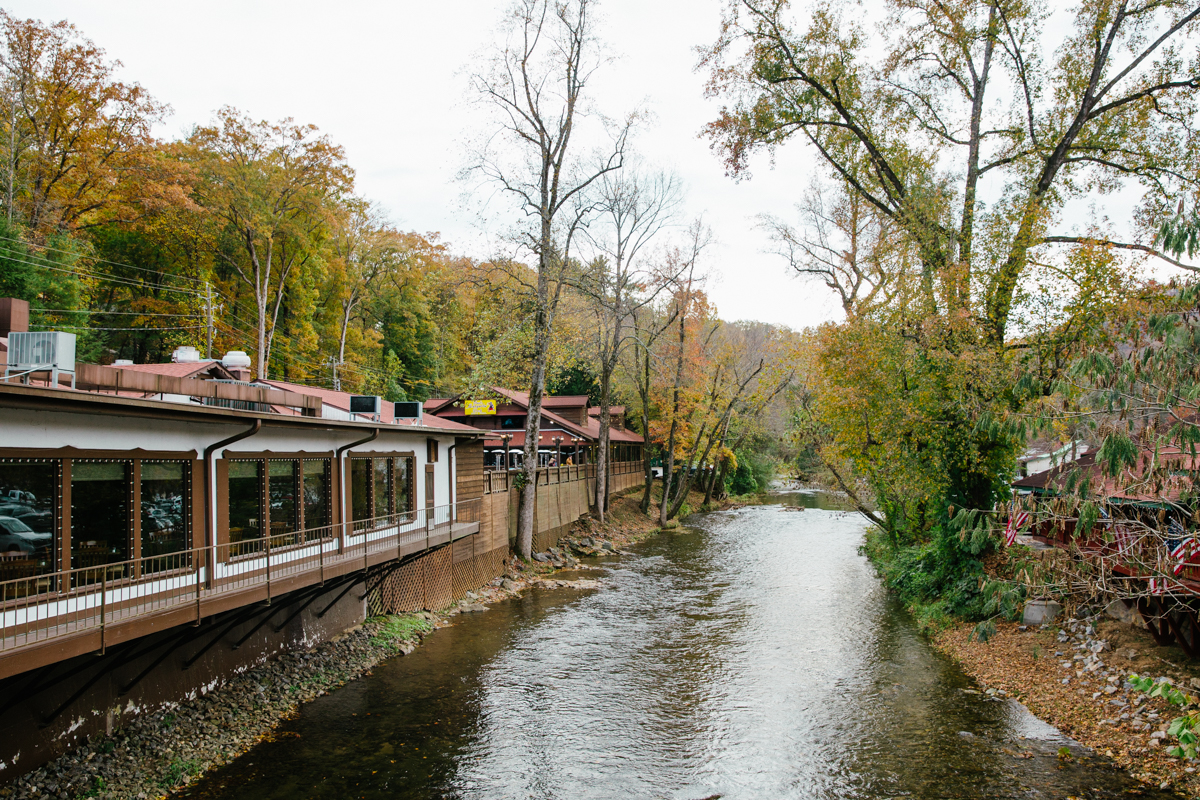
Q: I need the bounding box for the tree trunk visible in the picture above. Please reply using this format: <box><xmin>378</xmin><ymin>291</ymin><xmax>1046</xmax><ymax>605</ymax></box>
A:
<box><xmin>595</xmin><ymin>369</ymin><xmax>612</xmax><ymax>522</ymax></box>
<box><xmin>658</xmin><ymin>306</ymin><xmax>687</xmax><ymax>526</ymax></box>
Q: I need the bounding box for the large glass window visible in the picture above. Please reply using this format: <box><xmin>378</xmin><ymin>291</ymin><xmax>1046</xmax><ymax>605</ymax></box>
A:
<box><xmin>351</xmin><ymin>458</ymin><xmax>371</xmax><ymax>522</ymax></box>
<box><xmin>228</xmin><ymin>460</ymin><xmax>262</xmax><ymax>555</ymax></box>
<box><xmin>303</xmin><ymin>459</ymin><xmax>329</xmax><ymax>531</ymax></box>
<box><xmin>72</xmin><ymin>461</ymin><xmax>130</xmax><ymax>575</ymax></box>
<box><xmin>0</xmin><ymin>460</ymin><xmax>56</xmax><ymax>584</ymax></box>
<box><xmin>373</xmin><ymin>458</ymin><xmax>391</xmax><ymax>520</ymax></box>
<box><xmin>140</xmin><ymin>461</ymin><xmax>188</xmax><ymax>570</ymax></box>
<box><xmin>394</xmin><ymin>457</ymin><xmax>412</xmax><ymax>516</ymax></box>
<box><xmin>268</xmin><ymin>460</ymin><xmax>297</xmax><ymax>543</ymax></box>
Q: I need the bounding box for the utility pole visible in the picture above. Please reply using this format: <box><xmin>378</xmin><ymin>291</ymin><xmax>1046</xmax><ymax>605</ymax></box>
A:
<box><xmin>204</xmin><ymin>282</ymin><xmax>214</xmax><ymax>360</ymax></box>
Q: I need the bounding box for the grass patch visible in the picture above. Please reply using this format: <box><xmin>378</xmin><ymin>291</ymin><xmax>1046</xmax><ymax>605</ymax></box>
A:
<box><xmin>369</xmin><ymin>614</ymin><xmax>433</xmax><ymax>650</ymax></box>
<box><xmin>159</xmin><ymin>757</ymin><xmax>201</xmax><ymax>788</ymax></box>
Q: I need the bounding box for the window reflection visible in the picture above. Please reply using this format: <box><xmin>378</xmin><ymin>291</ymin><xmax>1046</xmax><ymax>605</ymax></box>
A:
<box><xmin>303</xmin><ymin>460</ymin><xmax>329</xmax><ymax>531</ymax></box>
<box><xmin>141</xmin><ymin>461</ymin><xmax>188</xmax><ymax>571</ymax></box>
<box><xmin>373</xmin><ymin>458</ymin><xmax>390</xmax><ymax>520</ymax></box>
<box><xmin>269</xmin><ymin>460</ymin><xmax>297</xmax><ymax>544</ymax></box>
<box><xmin>351</xmin><ymin>459</ymin><xmax>370</xmax><ymax>523</ymax></box>
<box><xmin>0</xmin><ymin>460</ymin><xmax>56</xmax><ymax>587</ymax></box>
<box><xmin>228</xmin><ymin>461</ymin><xmax>262</xmax><ymax>555</ymax></box>
<box><xmin>72</xmin><ymin>461</ymin><xmax>130</xmax><ymax>578</ymax></box>
<box><xmin>394</xmin><ymin>457</ymin><xmax>412</xmax><ymax>516</ymax></box>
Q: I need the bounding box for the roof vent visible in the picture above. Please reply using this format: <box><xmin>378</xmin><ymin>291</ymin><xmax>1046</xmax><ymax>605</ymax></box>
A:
<box><xmin>221</xmin><ymin>351</ymin><xmax>252</xmax><ymax>369</ymax></box>
<box><xmin>3</xmin><ymin>331</ymin><xmax>76</xmax><ymax>388</ymax></box>
<box><xmin>172</xmin><ymin>345</ymin><xmax>200</xmax><ymax>364</ymax></box>
<box><xmin>113</xmin><ymin>359</ymin><xmax>134</xmax><ymax>366</ymax></box>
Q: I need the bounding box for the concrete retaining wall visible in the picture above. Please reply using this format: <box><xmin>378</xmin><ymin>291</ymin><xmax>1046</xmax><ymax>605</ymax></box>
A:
<box><xmin>0</xmin><ymin>576</ymin><xmax>365</xmax><ymax>779</ymax></box>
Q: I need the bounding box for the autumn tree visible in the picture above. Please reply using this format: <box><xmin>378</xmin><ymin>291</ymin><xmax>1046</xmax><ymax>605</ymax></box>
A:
<box><xmin>703</xmin><ymin>0</ymin><xmax>1200</xmax><ymax>344</ymax></box>
<box><xmin>574</xmin><ymin>166</ymin><xmax>681</xmax><ymax>521</ymax></box>
<box><xmin>0</xmin><ymin>12</ymin><xmax>186</xmax><ymax>238</ymax></box>
<box><xmin>190</xmin><ymin>108</ymin><xmax>353</xmax><ymax>379</ymax></box>
<box><xmin>467</xmin><ymin>0</ymin><xmax>632</xmax><ymax>557</ymax></box>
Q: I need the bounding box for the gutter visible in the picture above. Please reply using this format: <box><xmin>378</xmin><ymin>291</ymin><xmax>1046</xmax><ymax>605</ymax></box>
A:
<box><xmin>204</xmin><ymin>419</ymin><xmax>262</xmax><ymax>584</ymax></box>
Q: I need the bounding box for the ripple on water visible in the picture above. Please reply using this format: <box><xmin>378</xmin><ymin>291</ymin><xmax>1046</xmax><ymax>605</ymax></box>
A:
<box><xmin>182</xmin><ymin>500</ymin><xmax>1184</xmax><ymax>800</ymax></box>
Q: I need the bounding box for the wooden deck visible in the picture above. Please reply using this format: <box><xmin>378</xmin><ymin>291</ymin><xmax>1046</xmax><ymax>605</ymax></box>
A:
<box><xmin>0</xmin><ymin>505</ymin><xmax>479</xmax><ymax>681</ymax></box>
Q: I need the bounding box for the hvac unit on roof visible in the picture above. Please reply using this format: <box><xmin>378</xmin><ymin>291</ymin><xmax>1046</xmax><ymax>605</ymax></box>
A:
<box><xmin>350</xmin><ymin>395</ymin><xmax>382</xmax><ymax>420</ymax></box>
<box><xmin>394</xmin><ymin>401</ymin><xmax>422</xmax><ymax>423</ymax></box>
<box><xmin>3</xmin><ymin>330</ymin><xmax>76</xmax><ymax>388</ymax></box>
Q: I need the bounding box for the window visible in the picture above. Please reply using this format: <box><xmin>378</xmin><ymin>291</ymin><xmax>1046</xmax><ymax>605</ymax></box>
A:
<box><xmin>268</xmin><ymin>460</ymin><xmax>298</xmax><ymax>543</ymax></box>
<box><xmin>394</xmin><ymin>456</ymin><xmax>413</xmax><ymax>516</ymax></box>
<box><xmin>302</xmin><ymin>459</ymin><xmax>329</xmax><ymax>530</ymax></box>
<box><xmin>427</xmin><ymin>439</ymin><xmax>439</xmax><ymax>463</ymax></box>
<box><xmin>72</xmin><ymin>461</ymin><xmax>131</xmax><ymax>576</ymax></box>
<box><xmin>0</xmin><ymin>459</ymin><xmax>56</xmax><ymax>581</ymax></box>
<box><xmin>351</xmin><ymin>458</ymin><xmax>371</xmax><ymax>523</ymax></box>
<box><xmin>141</xmin><ymin>461</ymin><xmax>189</xmax><ymax>571</ymax></box>
<box><xmin>373</xmin><ymin>458</ymin><xmax>391</xmax><ymax>519</ymax></box>
<box><xmin>228</xmin><ymin>460</ymin><xmax>262</xmax><ymax>555</ymax></box>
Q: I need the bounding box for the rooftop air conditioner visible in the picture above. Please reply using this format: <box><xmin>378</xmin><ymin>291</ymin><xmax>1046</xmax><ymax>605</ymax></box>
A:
<box><xmin>394</xmin><ymin>401</ymin><xmax>422</xmax><ymax>423</ymax></box>
<box><xmin>350</xmin><ymin>395</ymin><xmax>382</xmax><ymax>418</ymax></box>
<box><xmin>4</xmin><ymin>331</ymin><xmax>76</xmax><ymax>388</ymax></box>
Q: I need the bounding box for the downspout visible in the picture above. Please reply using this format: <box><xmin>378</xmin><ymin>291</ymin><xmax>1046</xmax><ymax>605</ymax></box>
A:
<box><xmin>447</xmin><ymin>441</ymin><xmax>457</xmax><ymax>520</ymax></box>
<box><xmin>337</xmin><ymin>427</ymin><xmax>379</xmax><ymax>535</ymax></box>
<box><xmin>205</xmin><ymin>419</ymin><xmax>262</xmax><ymax>585</ymax></box>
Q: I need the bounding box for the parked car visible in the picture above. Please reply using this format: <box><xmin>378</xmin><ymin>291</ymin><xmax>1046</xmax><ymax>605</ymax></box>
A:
<box><xmin>0</xmin><ymin>516</ymin><xmax>52</xmax><ymax>556</ymax></box>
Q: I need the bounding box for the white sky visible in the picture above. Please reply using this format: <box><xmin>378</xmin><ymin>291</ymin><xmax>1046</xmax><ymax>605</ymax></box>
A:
<box><xmin>6</xmin><ymin>0</ymin><xmax>838</xmax><ymax>329</ymax></box>
<box><xmin>7</xmin><ymin>1</ymin><xmax>1188</xmax><ymax>330</ymax></box>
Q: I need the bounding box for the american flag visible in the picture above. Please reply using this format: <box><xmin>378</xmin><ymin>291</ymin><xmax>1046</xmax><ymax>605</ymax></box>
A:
<box><xmin>1113</xmin><ymin>524</ymin><xmax>1135</xmax><ymax>556</ymax></box>
<box><xmin>1170</xmin><ymin>536</ymin><xmax>1200</xmax><ymax>575</ymax></box>
<box><xmin>1005</xmin><ymin>509</ymin><xmax>1030</xmax><ymax>546</ymax></box>
<box><xmin>1150</xmin><ymin>576</ymin><xmax>1164</xmax><ymax>595</ymax></box>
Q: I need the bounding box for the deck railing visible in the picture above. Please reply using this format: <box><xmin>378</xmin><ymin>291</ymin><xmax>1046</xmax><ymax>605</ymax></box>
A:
<box><xmin>482</xmin><ymin>460</ymin><xmax>642</xmax><ymax>494</ymax></box>
<box><xmin>0</xmin><ymin>498</ymin><xmax>481</xmax><ymax>656</ymax></box>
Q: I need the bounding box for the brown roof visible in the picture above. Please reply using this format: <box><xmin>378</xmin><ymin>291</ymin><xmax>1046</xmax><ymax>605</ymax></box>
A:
<box><xmin>542</xmin><ymin>395</ymin><xmax>589</xmax><ymax>408</ymax></box>
<box><xmin>112</xmin><ymin>360</ymin><xmax>235</xmax><ymax>380</ymax></box>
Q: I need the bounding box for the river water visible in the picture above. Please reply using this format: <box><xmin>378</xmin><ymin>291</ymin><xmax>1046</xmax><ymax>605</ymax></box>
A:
<box><xmin>184</xmin><ymin>493</ymin><xmax>1179</xmax><ymax>799</ymax></box>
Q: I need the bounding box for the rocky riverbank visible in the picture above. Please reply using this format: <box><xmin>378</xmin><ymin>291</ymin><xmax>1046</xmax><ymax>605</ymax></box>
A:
<box><xmin>0</xmin><ymin>503</ymin><xmax>663</xmax><ymax>799</ymax></box>
<box><xmin>936</xmin><ymin>610</ymin><xmax>1200</xmax><ymax>796</ymax></box>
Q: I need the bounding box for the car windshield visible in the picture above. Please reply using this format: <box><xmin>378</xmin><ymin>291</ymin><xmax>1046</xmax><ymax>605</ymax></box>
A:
<box><xmin>0</xmin><ymin>517</ymin><xmax>34</xmax><ymax>534</ymax></box>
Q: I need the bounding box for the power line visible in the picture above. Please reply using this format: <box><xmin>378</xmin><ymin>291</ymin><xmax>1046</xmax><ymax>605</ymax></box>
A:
<box><xmin>32</xmin><ymin>308</ymin><xmax>203</xmax><ymax>318</ymax></box>
<box><xmin>0</xmin><ymin>233</ymin><xmax>208</xmax><ymax>286</ymax></box>
<box><xmin>29</xmin><ymin>323</ymin><xmax>204</xmax><ymax>332</ymax></box>
<box><xmin>0</xmin><ymin>245</ymin><xmax>208</xmax><ymax>297</ymax></box>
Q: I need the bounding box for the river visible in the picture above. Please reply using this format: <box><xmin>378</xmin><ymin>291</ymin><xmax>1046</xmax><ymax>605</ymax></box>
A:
<box><xmin>182</xmin><ymin>492</ymin><xmax>1179</xmax><ymax>799</ymax></box>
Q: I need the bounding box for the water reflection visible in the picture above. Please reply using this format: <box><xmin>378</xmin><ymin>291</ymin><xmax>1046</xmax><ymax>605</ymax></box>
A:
<box><xmin>184</xmin><ymin>500</ymin><xmax>1180</xmax><ymax>800</ymax></box>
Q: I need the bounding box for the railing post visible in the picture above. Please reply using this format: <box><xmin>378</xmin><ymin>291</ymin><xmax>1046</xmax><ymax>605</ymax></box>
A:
<box><xmin>194</xmin><ymin>548</ymin><xmax>202</xmax><ymax>625</ymax></box>
<box><xmin>99</xmin><ymin>570</ymin><xmax>107</xmax><ymax>655</ymax></box>
<box><xmin>264</xmin><ymin>533</ymin><xmax>272</xmax><ymax>604</ymax></box>
<box><xmin>320</xmin><ymin>530</ymin><xmax>325</xmax><ymax>586</ymax></box>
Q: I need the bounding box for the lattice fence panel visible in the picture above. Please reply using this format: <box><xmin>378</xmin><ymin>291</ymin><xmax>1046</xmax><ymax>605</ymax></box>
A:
<box><xmin>369</xmin><ymin>558</ymin><xmax>425</xmax><ymax>614</ymax></box>
<box><xmin>425</xmin><ymin>547</ymin><xmax>454</xmax><ymax>611</ymax></box>
<box><xmin>452</xmin><ymin>554</ymin><xmax>484</xmax><ymax>600</ymax></box>
<box><xmin>451</xmin><ymin>545</ymin><xmax>511</xmax><ymax>600</ymax></box>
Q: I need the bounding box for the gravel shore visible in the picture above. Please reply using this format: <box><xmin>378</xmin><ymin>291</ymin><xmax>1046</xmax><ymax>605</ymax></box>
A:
<box><xmin>936</xmin><ymin>611</ymin><xmax>1200</xmax><ymax>796</ymax></box>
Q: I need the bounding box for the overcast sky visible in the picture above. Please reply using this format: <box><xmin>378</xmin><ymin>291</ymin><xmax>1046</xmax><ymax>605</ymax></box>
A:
<box><xmin>8</xmin><ymin>1</ymin><xmax>1187</xmax><ymax>330</ymax></box>
<box><xmin>6</xmin><ymin>0</ymin><xmax>841</xmax><ymax>329</ymax></box>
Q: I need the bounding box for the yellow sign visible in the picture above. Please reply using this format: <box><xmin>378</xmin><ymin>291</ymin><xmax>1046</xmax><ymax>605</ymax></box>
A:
<box><xmin>465</xmin><ymin>399</ymin><xmax>497</xmax><ymax>416</ymax></box>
